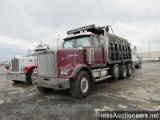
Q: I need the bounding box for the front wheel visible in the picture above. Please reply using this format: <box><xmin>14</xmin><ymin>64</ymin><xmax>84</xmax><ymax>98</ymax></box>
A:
<box><xmin>12</xmin><ymin>80</ymin><xmax>22</xmax><ymax>84</ymax></box>
<box><xmin>70</xmin><ymin>71</ymin><xmax>91</xmax><ymax>99</ymax></box>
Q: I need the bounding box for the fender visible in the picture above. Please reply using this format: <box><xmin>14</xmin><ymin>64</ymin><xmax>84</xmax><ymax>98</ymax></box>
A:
<box><xmin>71</xmin><ymin>64</ymin><xmax>92</xmax><ymax>79</ymax></box>
<box><xmin>23</xmin><ymin>65</ymin><xmax>37</xmax><ymax>74</ymax></box>
<box><xmin>58</xmin><ymin>64</ymin><xmax>94</xmax><ymax>89</ymax></box>
<box><xmin>58</xmin><ymin>64</ymin><xmax>93</xmax><ymax>80</ymax></box>
<box><xmin>70</xmin><ymin>64</ymin><xmax>94</xmax><ymax>89</ymax></box>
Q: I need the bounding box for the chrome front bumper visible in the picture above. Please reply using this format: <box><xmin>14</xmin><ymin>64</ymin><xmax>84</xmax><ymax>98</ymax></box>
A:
<box><xmin>7</xmin><ymin>73</ymin><xmax>26</xmax><ymax>82</ymax></box>
<box><xmin>32</xmin><ymin>75</ymin><xmax>70</xmax><ymax>90</ymax></box>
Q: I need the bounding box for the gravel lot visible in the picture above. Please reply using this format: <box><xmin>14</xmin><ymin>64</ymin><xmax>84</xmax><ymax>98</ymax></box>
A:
<box><xmin>0</xmin><ymin>62</ymin><xmax>160</xmax><ymax>120</ymax></box>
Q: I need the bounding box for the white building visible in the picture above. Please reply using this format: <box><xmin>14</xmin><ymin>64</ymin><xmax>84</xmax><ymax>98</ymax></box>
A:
<box><xmin>138</xmin><ymin>51</ymin><xmax>160</xmax><ymax>59</ymax></box>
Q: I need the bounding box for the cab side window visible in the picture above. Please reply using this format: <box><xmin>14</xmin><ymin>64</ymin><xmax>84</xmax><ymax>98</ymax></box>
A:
<box><xmin>93</xmin><ymin>37</ymin><xmax>100</xmax><ymax>46</ymax></box>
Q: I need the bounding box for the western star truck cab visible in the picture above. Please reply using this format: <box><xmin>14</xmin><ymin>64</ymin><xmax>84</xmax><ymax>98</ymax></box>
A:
<box><xmin>33</xmin><ymin>24</ymin><xmax>132</xmax><ymax>99</ymax></box>
<box><xmin>8</xmin><ymin>44</ymin><xmax>51</xmax><ymax>84</ymax></box>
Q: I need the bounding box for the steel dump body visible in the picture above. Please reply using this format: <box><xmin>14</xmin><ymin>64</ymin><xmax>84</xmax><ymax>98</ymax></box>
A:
<box><xmin>108</xmin><ymin>34</ymin><xmax>131</xmax><ymax>64</ymax></box>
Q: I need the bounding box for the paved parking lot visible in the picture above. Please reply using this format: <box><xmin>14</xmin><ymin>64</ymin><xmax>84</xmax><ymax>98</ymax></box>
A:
<box><xmin>0</xmin><ymin>62</ymin><xmax>160</xmax><ymax>120</ymax></box>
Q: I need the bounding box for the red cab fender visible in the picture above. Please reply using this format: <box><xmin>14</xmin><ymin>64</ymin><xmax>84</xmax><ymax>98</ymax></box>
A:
<box><xmin>70</xmin><ymin>64</ymin><xmax>93</xmax><ymax>79</ymax></box>
<box><xmin>70</xmin><ymin>64</ymin><xmax>94</xmax><ymax>89</ymax></box>
<box><xmin>23</xmin><ymin>65</ymin><xmax>37</xmax><ymax>74</ymax></box>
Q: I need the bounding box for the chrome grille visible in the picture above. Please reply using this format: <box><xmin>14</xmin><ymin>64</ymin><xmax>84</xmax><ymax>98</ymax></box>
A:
<box><xmin>11</xmin><ymin>59</ymin><xmax>19</xmax><ymax>72</ymax></box>
<box><xmin>37</xmin><ymin>53</ymin><xmax>56</xmax><ymax>76</ymax></box>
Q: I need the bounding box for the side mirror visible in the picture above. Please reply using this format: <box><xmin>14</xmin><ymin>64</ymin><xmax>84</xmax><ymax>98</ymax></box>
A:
<box><xmin>105</xmin><ymin>26</ymin><xmax>109</xmax><ymax>32</ymax></box>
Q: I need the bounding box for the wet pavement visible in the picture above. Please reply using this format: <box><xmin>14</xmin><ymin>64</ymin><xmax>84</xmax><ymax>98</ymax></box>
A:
<box><xmin>0</xmin><ymin>63</ymin><xmax>160</xmax><ymax>120</ymax></box>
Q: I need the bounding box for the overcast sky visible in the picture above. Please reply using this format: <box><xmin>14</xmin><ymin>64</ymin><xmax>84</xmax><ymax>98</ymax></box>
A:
<box><xmin>0</xmin><ymin>0</ymin><xmax>160</xmax><ymax>61</ymax></box>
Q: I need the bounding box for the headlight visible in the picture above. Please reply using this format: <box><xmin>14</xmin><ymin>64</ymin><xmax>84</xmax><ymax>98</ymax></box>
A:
<box><xmin>20</xmin><ymin>66</ymin><xmax>26</xmax><ymax>70</ymax></box>
<box><xmin>60</xmin><ymin>70</ymin><xmax>69</xmax><ymax>75</ymax></box>
<box><xmin>33</xmin><ymin>68</ymin><xmax>38</xmax><ymax>73</ymax></box>
<box><xmin>20</xmin><ymin>66</ymin><xmax>28</xmax><ymax>73</ymax></box>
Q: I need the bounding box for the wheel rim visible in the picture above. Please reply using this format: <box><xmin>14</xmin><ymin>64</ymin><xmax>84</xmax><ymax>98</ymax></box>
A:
<box><xmin>81</xmin><ymin>77</ymin><xmax>89</xmax><ymax>93</ymax></box>
<box><xmin>114</xmin><ymin>66</ymin><xmax>119</xmax><ymax>77</ymax></box>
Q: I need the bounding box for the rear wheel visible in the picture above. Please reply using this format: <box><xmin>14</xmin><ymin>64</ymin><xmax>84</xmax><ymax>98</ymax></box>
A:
<box><xmin>26</xmin><ymin>69</ymin><xmax>33</xmax><ymax>84</ymax></box>
<box><xmin>110</xmin><ymin>64</ymin><xmax>120</xmax><ymax>80</ymax></box>
<box><xmin>126</xmin><ymin>63</ymin><xmax>132</xmax><ymax>77</ymax></box>
<box><xmin>119</xmin><ymin>65</ymin><xmax>127</xmax><ymax>79</ymax></box>
<box><xmin>37</xmin><ymin>86</ymin><xmax>54</xmax><ymax>93</ymax></box>
<box><xmin>70</xmin><ymin>71</ymin><xmax>91</xmax><ymax>99</ymax></box>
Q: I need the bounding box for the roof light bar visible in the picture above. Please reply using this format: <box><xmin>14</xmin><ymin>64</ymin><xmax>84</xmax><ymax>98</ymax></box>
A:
<box><xmin>67</xmin><ymin>24</ymin><xmax>108</xmax><ymax>35</ymax></box>
<box><xmin>67</xmin><ymin>24</ymin><xmax>110</xmax><ymax>35</ymax></box>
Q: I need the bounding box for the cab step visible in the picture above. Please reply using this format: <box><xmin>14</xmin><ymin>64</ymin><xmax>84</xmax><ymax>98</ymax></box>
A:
<box><xmin>94</xmin><ymin>75</ymin><xmax>111</xmax><ymax>82</ymax></box>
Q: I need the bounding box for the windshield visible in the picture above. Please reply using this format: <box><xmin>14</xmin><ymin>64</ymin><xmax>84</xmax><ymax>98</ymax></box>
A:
<box><xmin>63</xmin><ymin>36</ymin><xmax>90</xmax><ymax>48</ymax></box>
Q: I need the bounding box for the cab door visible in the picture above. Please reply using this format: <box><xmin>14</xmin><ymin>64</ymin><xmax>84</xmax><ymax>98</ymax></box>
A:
<box><xmin>92</xmin><ymin>35</ymin><xmax>104</xmax><ymax>65</ymax></box>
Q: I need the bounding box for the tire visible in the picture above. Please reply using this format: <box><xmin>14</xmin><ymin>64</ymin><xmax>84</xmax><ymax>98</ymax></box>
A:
<box><xmin>135</xmin><ymin>65</ymin><xmax>138</xmax><ymax>68</ymax></box>
<box><xmin>37</xmin><ymin>86</ymin><xmax>54</xmax><ymax>93</ymax></box>
<box><xmin>26</xmin><ymin>69</ymin><xmax>33</xmax><ymax>84</ymax></box>
<box><xmin>138</xmin><ymin>64</ymin><xmax>141</xmax><ymax>68</ymax></box>
<box><xmin>110</xmin><ymin>64</ymin><xmax>120</xmax><ymax>80</ymax></box>
<box><xmin>70</xmin><ymin>71</ymin><xmax>91</xmax><ymax>99</ymax></box>
<box><xmin>12</xmin><ymin>80</ymin><xmax>22</xmax><ymax>84</ymax></box>
<box><xmin>119</xmin><ymin>65</ymin><xmax>127</xmax><ymax>79</ymax></box>
<box><xmin>135</xmin><ymin>64</ymin><xmax>141</xmax><ymax>69</ymax></box>
<box><xmin>126</xmin><ymin>63</ymin><xmax>132</xmax><ymax>77</ymax></box>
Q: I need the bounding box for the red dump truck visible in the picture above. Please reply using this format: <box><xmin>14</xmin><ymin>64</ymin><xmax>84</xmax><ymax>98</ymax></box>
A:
<box><xmin>33</xmin><ymin>24</ymin><xmax>132</xmax><ymax>99</ymax></box>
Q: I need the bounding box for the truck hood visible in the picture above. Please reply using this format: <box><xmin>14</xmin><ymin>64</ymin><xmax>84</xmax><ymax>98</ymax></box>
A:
<box><xmin>57</xmin><ymin>48</ymin><xmax>86</xmax><ymax>72</ymax></box>
<box><xmin>11</xmin><ymin>56</ymin><xmax>35</xmax><ymax>60</ymax></box>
